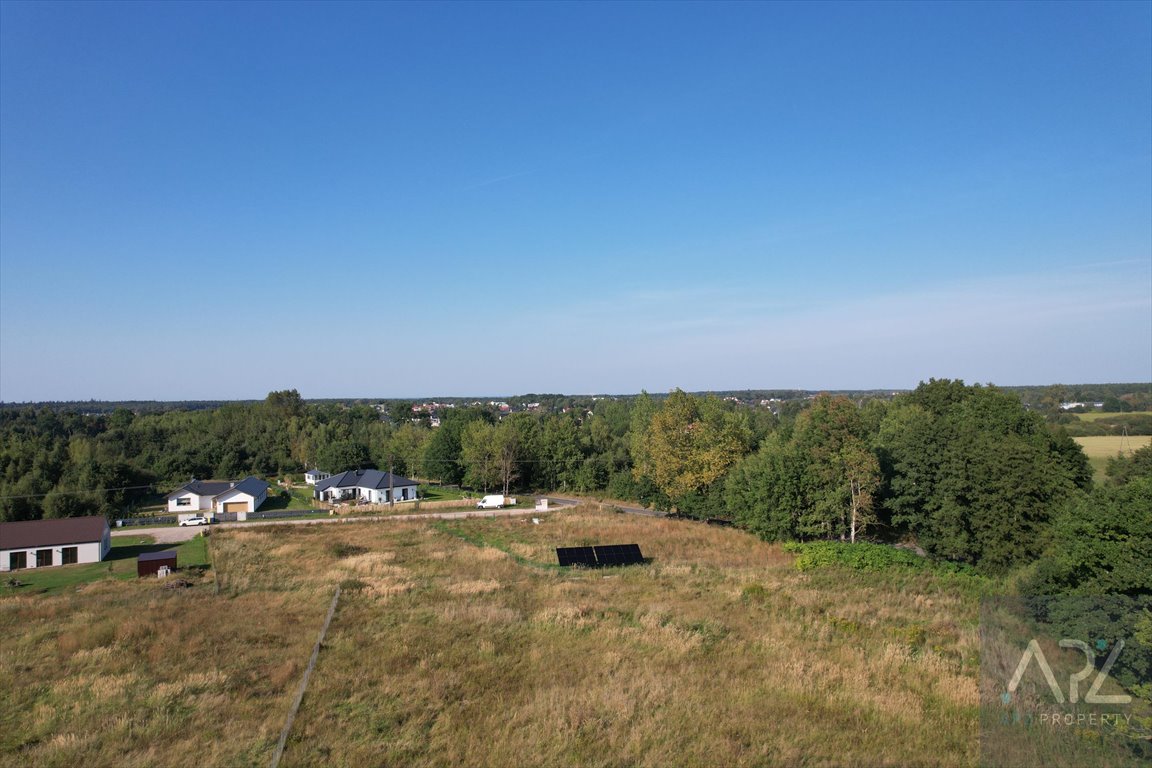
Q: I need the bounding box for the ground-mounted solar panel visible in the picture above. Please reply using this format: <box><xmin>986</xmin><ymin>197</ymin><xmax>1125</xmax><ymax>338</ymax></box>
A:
<box><xmin>593</xmin><ymin>544</ymin><xmax>644</xmax><ymax>566</ymax></box>
<box><xmin>556</xmin><ymin>546</ymin><xmax>597</xmax><ymax>567</ymax></box>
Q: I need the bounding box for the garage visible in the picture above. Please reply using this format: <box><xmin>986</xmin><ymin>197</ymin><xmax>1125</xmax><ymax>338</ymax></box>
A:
<box><xmin>223</xmin><ymin>501</ymin><xmax>248</xmax><ymax>513</ymax></box>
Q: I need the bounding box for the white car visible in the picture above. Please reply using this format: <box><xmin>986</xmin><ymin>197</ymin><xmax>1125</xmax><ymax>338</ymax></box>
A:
<box><xmin>179</xmin><ymin>515</ymin><xmax>209</xmax><ymax>527</ymax></box>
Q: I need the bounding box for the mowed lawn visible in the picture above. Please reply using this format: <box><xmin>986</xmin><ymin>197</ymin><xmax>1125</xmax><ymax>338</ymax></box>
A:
<box><xmin>1073</xmin><ymin>434</ymin><xmax>1152</xmax><ymax>479</ymax></box>
<box><xmin>1</xmin><ymin>509</ymin><xmax>990</xmax><ymax>768</ymax></box>
<box><xmin>0</xmin><ymin>534</ymin><xmax>210</xmax><ymax>596</ymax></box>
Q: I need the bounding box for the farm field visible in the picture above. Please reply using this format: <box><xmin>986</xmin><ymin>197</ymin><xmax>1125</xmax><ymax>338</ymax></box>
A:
<box><xmin>1073</xmin><ymin>435</ymin><xmax>1152</xmax><ymax>479</ymax></box>
<box><xmin>0</xmin><ymin>508</ymin><xmax>1143</xmax><ymax>767</ymax></box>
<box><xmin>1073</xmin><ymin>411</ymin><xmax>1152</xmax><ymax>422</ymax></box>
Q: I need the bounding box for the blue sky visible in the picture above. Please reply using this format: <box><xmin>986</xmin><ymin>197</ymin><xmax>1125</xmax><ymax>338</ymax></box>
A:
<box><xmin>1</xmin><ymin>1</ymin><xmax>1149</xmax><ymax>401</ymax></box>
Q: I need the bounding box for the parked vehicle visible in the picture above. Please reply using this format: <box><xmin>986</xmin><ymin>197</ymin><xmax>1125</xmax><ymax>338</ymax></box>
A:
<box><xmin>179</xmin><ymin>515</ymin><xmax>209</xmax><ymax>526</ymax></box>
<box><xmin>476</xmin><ymin>494</ymin><xmax>516</xmax><ymax>509</ymax></box>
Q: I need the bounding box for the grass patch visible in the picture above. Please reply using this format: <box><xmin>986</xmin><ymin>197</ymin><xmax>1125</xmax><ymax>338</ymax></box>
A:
<box><xmin>1073</xmin><ymin>435</ymin><xmax>1152</xmax><ymax>480</ymax></box>
<box><xmin>1</xmin><ymin>534</ymin><xmax>212</xmax><ymax>596</ymax></box>
<box><xmin>260</xmin><ymin>486</ymin><xmax>321</xmax><ymax>511</ymax></box>
<box><xmin>4</xmin><ymin>508</ymin><xmax>1138</xmax><ymax>766</ymax></box>
<box><xmin>418</xmin><ymin>484</ymin><xmax>469</xmax><ymax>501</ymax></box>
<box><xmin>1073</xmin><ymin>410</ymin><xmax>1152</xmax><ymax>422</ymax></box>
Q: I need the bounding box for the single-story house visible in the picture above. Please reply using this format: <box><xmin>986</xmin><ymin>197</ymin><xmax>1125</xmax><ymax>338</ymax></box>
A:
<box><xmin>166</xmin><ymin>476</ymin><xmax>270</xmax><ymax>516</ymax></box>
<box><xmin>304</xmin><ymin>469</ymin><xmax>331</xmax><ymax>485</ymax></box>
<box><xmin>314</xmin><ymin>469</ymin><xmax>418</xmax><ymax>504</ymax></box>
<box><xmin>0</xmin><ymin>516</ymin><xmax>111</xmax><ymax>572</ymax></box>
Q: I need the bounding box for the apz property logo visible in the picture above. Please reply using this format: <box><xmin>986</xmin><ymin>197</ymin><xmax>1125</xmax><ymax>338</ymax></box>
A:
<box><xmin>1005</xmin><ymin>637</ymin><xmax>1131</xmax><ymax>705</ymax></box>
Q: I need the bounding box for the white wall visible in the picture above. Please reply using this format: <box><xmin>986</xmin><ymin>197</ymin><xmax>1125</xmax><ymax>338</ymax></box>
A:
<box><xmin>215</xmin><ymin>490</ymin><xmax>253</xmax><ymax>513</ymax></box>
<box><xmin>214</xmin><ymin>487</ymin><xmax>269</xmax><ymax>514</ymax></box>
<box><xmin>168</xmin><ymin>492</ymin><xmax>210</xmax><ymax>513</ymax></box>
<box><xmin>1</xmin><ymin>538</ymin><xmax>108</xmax><ymax>572</ymax></box>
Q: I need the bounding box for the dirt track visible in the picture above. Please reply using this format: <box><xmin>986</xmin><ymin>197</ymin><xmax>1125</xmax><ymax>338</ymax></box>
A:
<box><xmin>111</xmin><ymin>504</ymin><xmax>574</xmax><ymax>544</ymax></box>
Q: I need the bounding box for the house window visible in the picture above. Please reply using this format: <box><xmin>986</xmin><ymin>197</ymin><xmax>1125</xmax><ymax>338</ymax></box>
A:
<box><xmin>9</xmin><ymin>552</ymin><xmax>26</xmax><ymax>570</ymax></box>
<box><xmin>36</xmin><ymin>549</ymin><xmax>52</xmax><ymax>567</ymax></box>
<box><xmin>176</xmin><ymin>497</ymin><xmax>191</xmax><ymax>507</ymax></box>
<box><xmin>61</xmin><ymin>547</ymin><xmax>78</xmax><ymax>565</ymax></box>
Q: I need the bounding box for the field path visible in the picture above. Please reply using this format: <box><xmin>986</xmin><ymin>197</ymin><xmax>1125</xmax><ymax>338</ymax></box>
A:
<box><xmin>111</xmin><ymin>504</ymin><xmax>577</xmax><ymax>543</ymax></box>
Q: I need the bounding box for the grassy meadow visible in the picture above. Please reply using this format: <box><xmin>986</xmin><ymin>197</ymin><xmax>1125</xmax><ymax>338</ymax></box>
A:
<box><xmin>1072</xmin><ymin>411</ymin><xmax>1152</xmax><ymax>422</ymax></box>
<box><xmin>1072</xmin><ymin>435</ymin><xmax>1152</xmax><ymax>480</ymax></box>
<box><xmin>1</xmin><ymin>508</ymin><xmax>1145</xmax><ymax>767</ymax></box>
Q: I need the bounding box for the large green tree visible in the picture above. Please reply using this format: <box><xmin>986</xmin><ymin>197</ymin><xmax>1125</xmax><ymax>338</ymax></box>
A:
<box><xmin>726</xmin><ymin>395</ymin><xmax>880</xmax><ymax>542</ymax></box>
<box><xmin>877</xmin><ymin>379</ymin><xmax>1089</xmax><ymax>571</ymax></box>
<box><xmin>631</xmin><ymin>389</ymin><xmax>751</xmax><ymax>508</ymax></box>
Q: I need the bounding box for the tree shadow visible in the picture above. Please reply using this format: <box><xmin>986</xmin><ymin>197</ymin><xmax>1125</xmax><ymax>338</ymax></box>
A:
<box><xmin>108</xmin><ymin>543</ymin><xmax>177</xmax><ymax>562</ymax></box>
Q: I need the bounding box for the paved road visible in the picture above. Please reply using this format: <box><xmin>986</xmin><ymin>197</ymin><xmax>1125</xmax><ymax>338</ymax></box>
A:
<box><xmin>112</xmin><ymin>504</ymin><xmax>579</xmax><ymax>543</ymax></box>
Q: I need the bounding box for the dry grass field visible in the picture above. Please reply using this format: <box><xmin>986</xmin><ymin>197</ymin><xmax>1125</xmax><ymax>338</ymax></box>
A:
<box><xmin>0</xmin><ymin>508</ymin><xmax>1143</xmax><ymax>767</ymax></box>
<box><xmin>1073</xmin><ymin>435</ymin><xmax>1152</xmax><ymax>479</ymax></box>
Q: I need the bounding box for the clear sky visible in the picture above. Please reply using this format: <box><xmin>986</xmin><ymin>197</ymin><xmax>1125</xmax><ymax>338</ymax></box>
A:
<box><xmin>1</xmin><ymin>0</ymin><xmax>1149</xmax><ymax>401</ymax></box>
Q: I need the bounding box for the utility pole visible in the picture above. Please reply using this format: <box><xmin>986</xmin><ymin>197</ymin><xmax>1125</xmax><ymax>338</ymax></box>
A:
<box><xmin>388</xmin><ymin>454</ymin><xmax>395</xmax><ymax>508</ymax></box>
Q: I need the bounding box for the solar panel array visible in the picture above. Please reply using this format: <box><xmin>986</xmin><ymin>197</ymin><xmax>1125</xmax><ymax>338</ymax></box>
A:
<box><xmin>556</xmin><ymin>546</ymin><xmax>599</xmax><ymax>567</ymax></box>
<box><xmin>555</xmin><ymin>544</ymin><xmax>644</xmax><ymax>567</ymax></box>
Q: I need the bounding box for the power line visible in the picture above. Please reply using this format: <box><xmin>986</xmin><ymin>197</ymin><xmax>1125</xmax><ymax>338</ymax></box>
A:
<box><xmin>0</xmin><ymin>484</ymin><xmax>157</xmax><ymax>501</ymax></box>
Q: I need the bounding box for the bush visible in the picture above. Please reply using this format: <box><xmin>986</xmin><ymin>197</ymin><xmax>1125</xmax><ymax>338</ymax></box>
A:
<box><xmin>783</xmin><ymin>540</ymin><xmax>974</xmax><ymax>574</ymax></box>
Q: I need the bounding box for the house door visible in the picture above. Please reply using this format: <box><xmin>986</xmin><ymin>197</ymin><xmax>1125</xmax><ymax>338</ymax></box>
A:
<box><xmin>61</xmin><ymin>547</ymin><xmax>78</xmax><ymax>565</ymax></box>
<box><xmin>35</xmin><ymin>549</ymin><xmax>52</xmax><ymax>567</ymax></box>
<box><xmin>9</xmin><ymin>552</ymin><xmax>26</xmax><ymax>570</ymax></box>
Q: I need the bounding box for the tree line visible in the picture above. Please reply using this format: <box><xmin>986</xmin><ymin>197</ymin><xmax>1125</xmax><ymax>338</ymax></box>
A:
<box><xmin>1</xmin><ymin>382</ymin><xmax>1147</xmax><ymax>574</ymax></box>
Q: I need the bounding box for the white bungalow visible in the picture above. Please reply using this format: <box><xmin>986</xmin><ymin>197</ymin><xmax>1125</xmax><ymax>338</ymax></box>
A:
<box><xmin>0</xmin><ymin>516</ymin><xmax>111</xmax><ymax>572</ymax></box>
<box><xmin>166</xmin><ymin>476</ymin><xmax>270</xmax><ymax>516</ymax></box>
<box><xmin>304</xmin><ymin>469</ymin><xmax>331</xmax><ymax>485</ymax></box>
<box><xmin>314</xmin><ymin>469</ymin><xmax>418</xmax><ymax>504</ymax></box>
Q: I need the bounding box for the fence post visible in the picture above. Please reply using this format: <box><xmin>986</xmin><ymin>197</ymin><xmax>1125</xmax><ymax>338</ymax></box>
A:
<box><xmin>270</xmin><ymin>585</ymin><xmax>342</xmax><ymax>768</ymax></box>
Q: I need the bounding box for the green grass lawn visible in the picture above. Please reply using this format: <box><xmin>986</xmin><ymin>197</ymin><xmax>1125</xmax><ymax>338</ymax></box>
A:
<box><xmin>1073</xmin><ymin>410</ymin><xmax>1152</xmax><ymax>422</ymax></box>
<box><xmin>0</xmin><ymin>533</ymin><xmax>211</xmax><ymax>596</ymax></box>
<box><xmin>418</xmin><ymin>484</ymin><xmax>469</xmax><ymax>501</ymax></box>
<box><xmin>259</xmin><ymin>485</ymin><xmax>322</xmax><ymax>511</ymax></box>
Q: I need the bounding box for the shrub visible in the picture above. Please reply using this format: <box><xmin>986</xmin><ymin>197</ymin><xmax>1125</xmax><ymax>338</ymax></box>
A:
<box><xmin>783</xmin><ymin>540</ymin><xmax>975</xmax><ymax>575</ymax></box>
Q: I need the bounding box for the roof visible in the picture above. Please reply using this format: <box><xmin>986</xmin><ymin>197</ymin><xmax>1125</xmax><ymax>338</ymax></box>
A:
<box><xmin>0</xmin><ymin>516</ymin><xmax>109</xmax><ymax>550</ymax></box>
<box><xmin>167</xmin><ymin>476</ymin><xmax>269</xmax><ymax>500</ymax></box>
<box><xmin>229</xmin><ymin>476</ymin><xmax>269</xmax><ymax>497</ymax></box>
<box><xmin>314</xmin><ymin>469</ymin><xmax>417</xmax><ymax>493</ymax></box>
<box><xmin>304</xmin><ymin>468</ymin><xmax>328</xmax><ymax>476</ymax></box>
<box><xmin>138</xmin><ymin>549</ymin><xmax>178</xmax><ymax>562</ymax></box>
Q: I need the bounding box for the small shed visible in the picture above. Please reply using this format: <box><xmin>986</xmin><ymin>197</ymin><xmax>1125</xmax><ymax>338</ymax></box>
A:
<box><xmin>138</xmin><ymin>549</ymin><xmax>178</xmax><ymax>577</ymax></box>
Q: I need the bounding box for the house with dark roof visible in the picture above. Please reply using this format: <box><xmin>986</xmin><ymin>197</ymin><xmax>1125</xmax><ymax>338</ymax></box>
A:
<box><xmin>0</xmin><ymin>516</ymin><xmax>111</xmax><ymax>572</ymax></box>
<box><xmin>166</xmin><ymin>476</ymin><xmax>270</xmax><ymax>516</ymax></box>
<box><xmin>313</xmin><ymin>469</ymin><xmax>418</xmax><ymax>504</ymax></box>
<box><xmin>304</xmin><ymin>468</ymin><xmax>331</xmax><ymax>485</ymax></box>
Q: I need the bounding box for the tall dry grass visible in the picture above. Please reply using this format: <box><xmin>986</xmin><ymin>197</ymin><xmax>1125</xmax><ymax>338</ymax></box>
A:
<box><xmin>0</xmin><ymin>508</ymin><xmax>1007</xmax><ymax>766</ymax></box>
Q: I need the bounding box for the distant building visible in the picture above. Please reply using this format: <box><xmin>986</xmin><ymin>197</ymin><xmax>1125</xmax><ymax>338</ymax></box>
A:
<box><xmin>313</xmin><ymin>469</ymin><xmax>418</xmax><ymax>504</ymax></box>
<box><xmin>167</xmin><ymin>477</ymin><xmax>269</xmax><ymax>516</ymax></box>
<box><xmin>0</xmin><ymin>516</ymin><xmax>111</xmax><ymax>572</ymax></box>
<box><xmin>304</xmin><ymin>469</ymin><xmax>331</xmax><ymax>485</ymax></box>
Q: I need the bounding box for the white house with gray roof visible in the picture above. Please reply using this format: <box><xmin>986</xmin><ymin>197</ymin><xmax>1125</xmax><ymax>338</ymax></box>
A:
<box><xmin>304</xmin><ymin>468</ymin><xmax>331</xmax><ymax>485</ymax></box>
<box><xmin>313</xmin><ymin>469</ymin><xmax>418</xmax><ymax>504</ymax></box>
<box><xmin>167</xmin><ymin>476</ymin><xmax>270</xmax><ymax>516</ymax></box>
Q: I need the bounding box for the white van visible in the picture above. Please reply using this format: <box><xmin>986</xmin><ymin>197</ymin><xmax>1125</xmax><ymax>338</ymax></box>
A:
<box><xmin>477</xmin><ymin>494</ymin><xmax>515</xmax><ymax>509</ymax></box>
